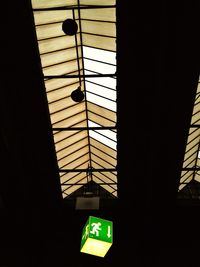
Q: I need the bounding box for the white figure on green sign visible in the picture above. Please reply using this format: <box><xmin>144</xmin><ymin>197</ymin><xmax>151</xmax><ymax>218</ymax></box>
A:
<box><xmin>90</xmin><ymin>222</ymin><xmax>102</xmax><ymax>236</ymax></box>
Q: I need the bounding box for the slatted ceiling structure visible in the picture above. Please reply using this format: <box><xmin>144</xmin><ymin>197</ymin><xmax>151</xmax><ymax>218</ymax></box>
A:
<box><xmin>80</xmin><ymin>8</ymin><xmax>116</xmax><ymax>52</ymax></box>
<box><xmin>87</xmin><ymin>104</ymin><xmax>116</xmax><ymax>127</ymax></box>
<box><xmin>32</xmin><ymin>0</ymin><xmax>78</xmax><ymax>8</ymax></box>
<box><xmin>31</xmin><ymin>0</ymin><xmax>117</xmax><ymax>198</ymax></box>
<box><xmin>80</xmin><ymin>0</ymin><xmax>116</xmax><ymax>5</ymax></box>
<box><xmin>179</xmin><ymin>77</ymin><xmax>200</xmax><ymax>192</ymax></box>
<box><xmin>45</xmin><ymin>75</ymin><xmax>83</xmax><ymax>93</ymax></box>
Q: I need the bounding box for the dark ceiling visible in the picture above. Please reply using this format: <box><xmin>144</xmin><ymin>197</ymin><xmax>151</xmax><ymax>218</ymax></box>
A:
<box><xmin>0</xmin><ymin>1</ymin><xmax>199</xmax><ymax>266</ymax></box>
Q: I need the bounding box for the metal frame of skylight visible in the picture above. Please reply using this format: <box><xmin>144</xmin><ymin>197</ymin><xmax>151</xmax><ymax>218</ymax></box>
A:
<box><xmin>32</xmin><ymin>0</ymin><xmax>117</xmax><ymax>198</ymax></box>
<box><xmin>179</xmin><ymin>80</ymin><xmax>200</xmax><ymax>193</ymax></box>
<box><xmin>33</xmin><ymin>5</ymin><xmax>116</xmax><ymax>12</ymax></box>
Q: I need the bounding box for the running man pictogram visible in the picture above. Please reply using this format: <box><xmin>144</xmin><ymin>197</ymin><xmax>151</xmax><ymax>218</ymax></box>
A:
<box><xmin>90</xmin><ymin>222</ymin><xmax>102</xmax><ymax>236</ymax></box>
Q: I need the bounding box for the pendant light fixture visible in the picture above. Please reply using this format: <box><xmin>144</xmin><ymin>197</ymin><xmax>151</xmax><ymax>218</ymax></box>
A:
<box><xmin>71</xmin><ymin>86</ymin><xmax>84</xmax><ymax>102</ymax></box>
<box><xmin>62</xmin><ymin>19</ymin><xmax>78</xmax><ymax>36</ymax></box>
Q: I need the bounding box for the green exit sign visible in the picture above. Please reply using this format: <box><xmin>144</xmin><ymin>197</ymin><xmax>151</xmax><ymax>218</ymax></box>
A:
<box><xmin>80</xmin><ymin>216</ymin><xmax>113</xmax><ymax>257</ymax></box>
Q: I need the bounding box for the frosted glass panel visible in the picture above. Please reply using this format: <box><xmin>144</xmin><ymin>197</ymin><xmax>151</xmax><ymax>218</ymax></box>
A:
<box><xmin>86</xmin><ymin>92</ymin><xmax>116</xmax><ymax>112</ymax></box>
<box><xmin>84</xmin><ymin>59</ymin><xmax>115</xmax><ymax>74</ymax></box>
<box><xmin>85</xmin><ymin>70</ymin><xmax>116</xmax><ymax>89</ymax></box>
<box><xmin>88</xmin><ymin>121</ymin><xmax>116</xmax><ymax>150</ymax></box>
<box><xmin>83</xmin><ymin>46</ymin><xmax>116</xmax><ymax>65</ymax></box>
<box><xmin>85</xmin><ymin>81</ymin><xmax>116</xmax><ymax>101</ymax></box>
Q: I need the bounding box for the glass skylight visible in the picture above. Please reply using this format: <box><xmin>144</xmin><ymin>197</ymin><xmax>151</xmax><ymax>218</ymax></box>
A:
<box><xmin>31</xmin><ymin>0</ymin><xmax>117</xmax><ymax>198</ymax></box>
<box><xmin>179</xmin><ymin>77</ymin><xmax>200</xmax><ymax>192</ymax></box>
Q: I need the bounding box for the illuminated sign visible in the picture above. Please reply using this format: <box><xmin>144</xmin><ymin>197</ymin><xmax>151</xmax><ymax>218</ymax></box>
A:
<box><xmin>80</xmin><ymin>216</ymin><xmax>113</xmax><ymax>257</ymax></box>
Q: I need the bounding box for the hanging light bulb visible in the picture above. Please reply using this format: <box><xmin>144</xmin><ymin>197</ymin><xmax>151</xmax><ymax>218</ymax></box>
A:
<box><xmin>71</xmin><ymin>86</ymin><xmax>84</xmax><ymax>102</ymax></box>
<box><xmin>62</xmin><ymin>19</ymin><xmax>78</xmax><ymax>36</ymax></box>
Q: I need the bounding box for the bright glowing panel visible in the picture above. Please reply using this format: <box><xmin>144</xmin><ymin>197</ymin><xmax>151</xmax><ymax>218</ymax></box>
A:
<box><xmin>84</xmin><ymin>58</ymin><xmax>116</xmax><ymax>74</ymax></box>
<box><xmin>81</xmin><ymin>238</ymin><xmax>112</xmax><ymax>257</ymax></box>
<box><xmin>88</xmin><ymin>121</ymin><xmax>116</xmax><ymax>150</ymax></box>
<box><xmin>85</xmin><ymin>81</ymin><xmax>116</xmax><ymax>101</ymax></box>
<box><xmin>83</xmin><ymin>46</ymin><xmax>116</xmax><ymax>65</ymax></box>
<box><xmin>86</xmin><ymin>92</ymin><xmax>116</xmax><ymax>112</ymax></box>
<box><xmin>80</xmin><ymin>216</ymin><xmax>113</xmax><ymax>257</ymax></box>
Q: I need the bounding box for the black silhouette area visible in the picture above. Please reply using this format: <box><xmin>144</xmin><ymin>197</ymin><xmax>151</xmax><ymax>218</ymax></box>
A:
<box><xmin>1</xmin><ymin>1</ymin><xmax>200</xmax><ymax>267</ymax></box>
<box><xmin>62</xmin><ymin>19</ymin><xmax>78</xmax><ymax>36</ymax></box>
<box><xmin>71</xmin><ymin>86</ymin><xmax>85</xmax><ymax>102</ymax></box>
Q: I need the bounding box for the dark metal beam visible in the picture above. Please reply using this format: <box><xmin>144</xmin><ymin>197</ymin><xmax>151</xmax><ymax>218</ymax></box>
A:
<box><xmin>62</xmin><ymin>182</ymin><xmax>117</xmax><ymax>185</ymax></box>
<box><xmin>190</xmin><ymin>125</ymin><xmax>200</xmax><ymax>128</ymax></box>
<box><xmin>44</xmin><ymin>73</ymin><xmax>116</xmax><ymax>79</ymax></box>
<box><xmin>182</xmin><ymin>167</ymin><xmax>200</xmax><ymax>171</ymax></box>
<box><xmin>72</xmin><ymin>8</ymin><xmax>81</xmax><ymax>86</ymax></box>
<box><xmin>52</xmin><ymin>126</ymin><xmax>116</xmax><ymax>131</ymax></box>
<box><xmin>59</xmin><ymin>168</ymin><xmax>117</xmax><ymax>173</ymax></box>
<box><xmin>77</xmin><ymin>0</ymin><xmax>93</xmax><ymax>176</ymax></box>
<box><xmin>192</xmin><ymin>139</ymin><xmax>200</xmax><ymax>180</ymax></box>
<box><xmin>33</xmin><ymin>5</ymin><xmax>116</xmax><ymax>12</ymax></box>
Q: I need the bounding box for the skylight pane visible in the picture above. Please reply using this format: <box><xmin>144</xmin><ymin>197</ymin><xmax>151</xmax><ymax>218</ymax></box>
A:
<box><xmin>32</xmin><ymin>0</ymin><xmax>77</xmax><ymax>8</ymax></box>
<box><xmin>80</xmin><ymin>7</ymin><xmax>115</xmax><ymax>22</ymax></box>
<box><xmin>83</xmin><ymin>47</ymin><xmax>116</xmax><ymax>114</ymax></box>
<box><xmin>85</xmin><ymin>81</ymin><xmax>116</xmax><ymax>101</ymax></box>
<box><xmin>88</xmin><ymin>121</ymin><xmax>116</xmax><ymax>141</ymax></box>
<box><xmin>80</xmin><ymin>0</ymin><xmax>116</xmax><ymax>5</ymax></box>
<box><xmin>86</xmin><ymin>92</ymin><xmax>116</xmax><ymax>112</ymax></box>
<box><xmin>84</xmin><ymin>59</ymin><xmax>116</xmax><ymax>74</ymax></box>
<box><xmin>89</xmin><ymin>131</ymin><xmax>116</xmax><ymax>150</ymax></box>
<box><xmin>83</xmin><ymin>46</ymin><xmax>116</xmax><ymax>65</ymax></box>
<box><xmin>88</xmin><ymin>121</ymin><xmax>116</xmax><ymax>150</ymax></box>
<box><xmin>85</xmin><ymin>71</ymin><xmax>116</xmax><ymax>89</ymax></box>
